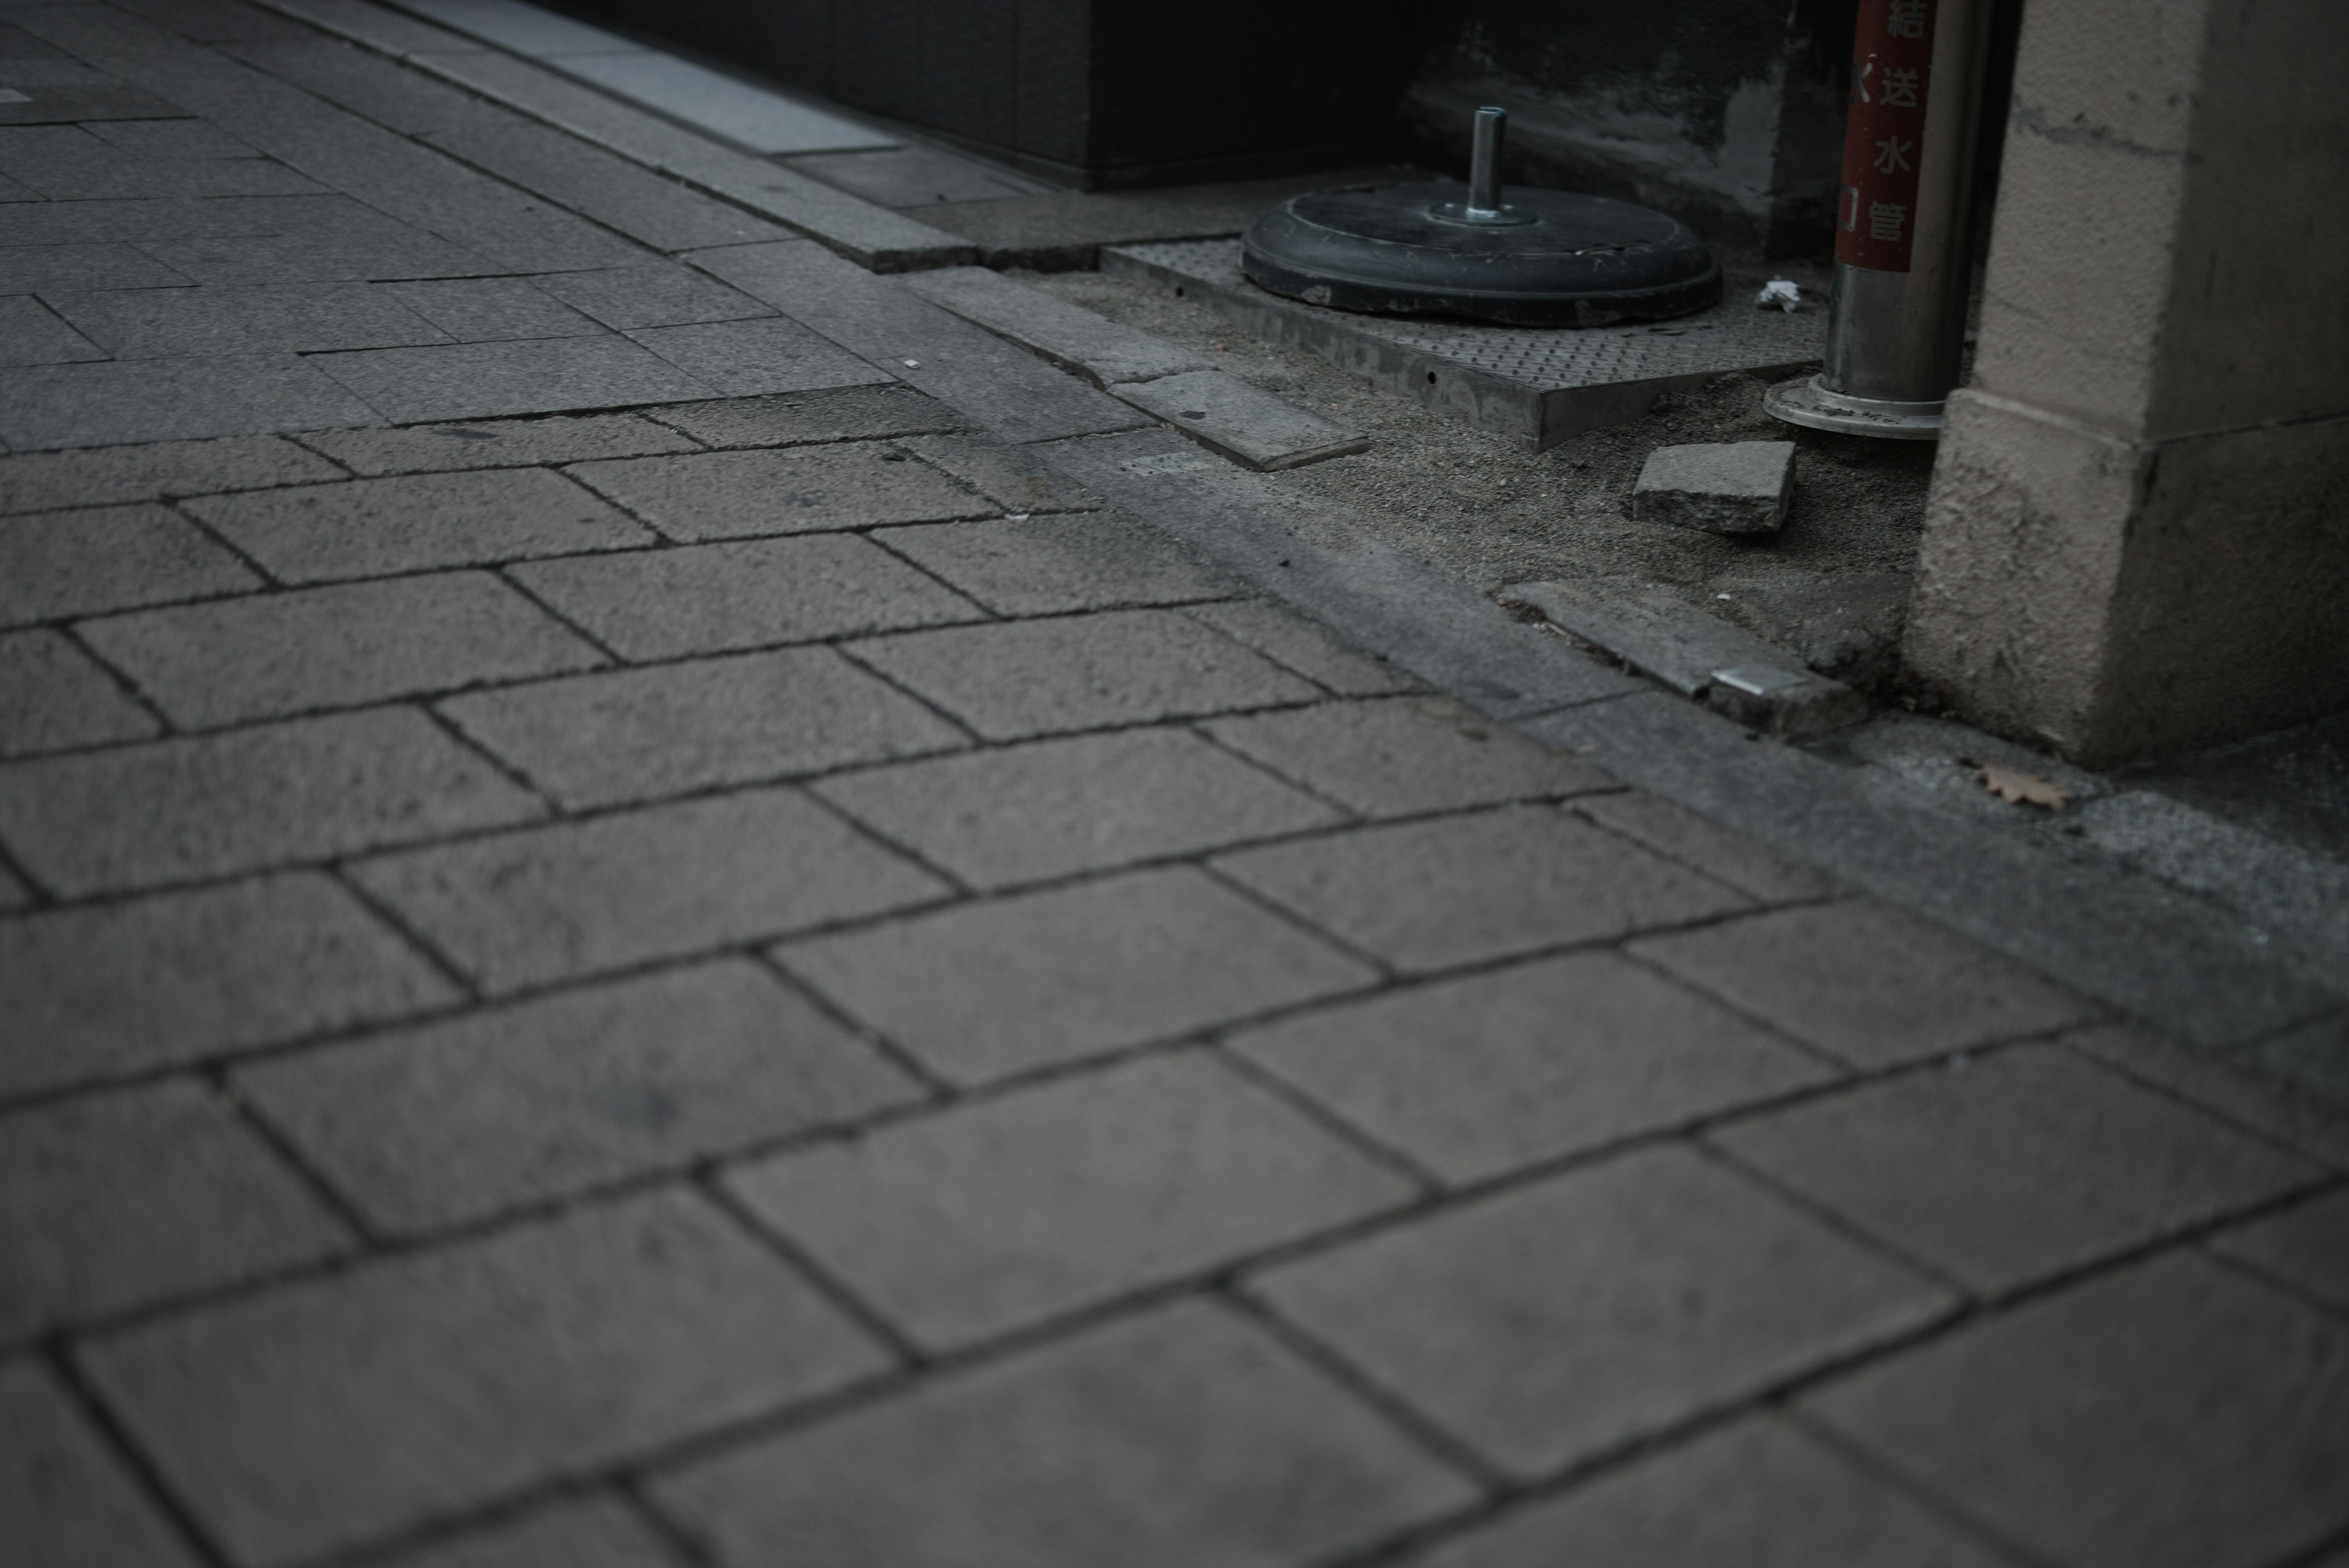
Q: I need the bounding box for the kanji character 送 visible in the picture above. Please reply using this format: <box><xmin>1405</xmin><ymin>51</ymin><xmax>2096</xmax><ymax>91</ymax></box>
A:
<box><xmin>1881</xmin><ymin>66</ymin><xmax>1922</xmax><ymax>108</ymax></box>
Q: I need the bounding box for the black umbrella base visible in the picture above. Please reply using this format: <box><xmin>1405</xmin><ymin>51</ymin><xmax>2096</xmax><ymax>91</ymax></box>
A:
<box><xmin>1242</xmin><ymin>180</ymin><xmax>1721</xmax><ymax>328</ymax></box>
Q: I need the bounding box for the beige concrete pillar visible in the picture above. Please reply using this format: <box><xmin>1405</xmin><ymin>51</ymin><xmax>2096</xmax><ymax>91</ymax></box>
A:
<box><xmin>1902</xmin><ymin>0</ymin><xmax>2349</xmax><ymax>767</ymax></box>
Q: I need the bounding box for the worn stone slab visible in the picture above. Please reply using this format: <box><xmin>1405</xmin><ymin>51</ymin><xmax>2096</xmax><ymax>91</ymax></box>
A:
<box><xmin>0</xmin><ymin>628</ymin><xmax>160</xmax><ymax>757</ymax></box>
<box><xmin>0</xmin><ymin>240</ymin><xmax>195</xmax><ymax>294</ymax></box>
<box><xmin>83</xmin><ymin>1189</ymin><xmax>892</xmax><ymax>1568</ymax></box>
<box><xmin>0</xmin><ymin>1079</ymin><xmax>349</xmax><ymax>1340</ymax></box>
<box><xmin>510</xmin><ymin>535</ymin><xmax>984</xmax><ymax>661</ymax></box>
<box><xmin>188</xmin><ymin>468</ymin><xmax>651</xmax><ymax>581</ymax></box>
<box><xmin>294</xmin><ymin>412</ymin><xmax>691</xmax><ymax>476</ymax></box>
<box><xmin>816</xmin><ymin>727</ymin><xmax>1340</xmax><ymax>890</ymax></box>
<box><xmin>79</xmin><ymin>117</ymin><xmax>268</xmax><ymax>159</ymax></box>
<box><xmin>1111</xmin><ymin>369</ymin><xmax>1369</xmax><ymax>472</ymax></box>
<box><xmin>874</xmin><ymin>513</ymin><xmax>1239</xmax><ymax>617</ymax></box>
<box><xmin>378</xmin><ymin>277</ymin><xmax>601</xmax><ymax>342</ymax></box>
<box><xmin>1184</xmin><ymin>599</ymin><xmax>1422</xmax><ymax>697</ymax></box>
<box><xmin>0</xmin><ymin>707</ymin><xmax>544</xmax><ymax>895</ymax></box>
<box><xmin>0</xmin><ymin>192</ymin><xmax>338</xmax><ymax>248</ymax></box>
<box><xmin>0</xmin><ymin>435</ymin><xmax>341</xmax><ymax>515</ymax></box>
<box><xmin>308</xmin><ymin>335</ymin><xmax>713</xmax><ymax>424</ymax></box>
<box><xmin>779</xmin><ymin>866</ymin><xmax>1376</xmax><ymax>1083</ymax></box>
<box><xmin>45</xmin><ymin>280</ymin><xmax>447</xmax><ymax>359</ymax></box>
<box><xmin>351</xmin><ymin>787</ymin><xmax>946</xmax><ymax>992</ymax></box>
<box><xmin>1252</xmin><ymin>1145</ymin><xmax>1951</xmax><ymax>1477</ymax></box>
<box><xmin>439</xmin><ymin>645</ymin><xmax>966</xmax><ymax>809</ymax></box>
<box><xmin>625</xmin><ymin>316</ymin><xmax>890</xmax><ymax>398</ymax></box>
<box><xmin>0</xmin><ymin>354</ymin><xmax>384</xmax><ymax>449</ymax></box>
<box><xmin>656</xmin><ymin>1299</ymin><xmax>1474</xmax><ymax>1568</ymax></box>
<box><xmin>554</xmin><ymin>49</ymin><xmax>895</xmax><ymax>155</ymax></box>
<box><xmin>729</xmin><ymin>1052</ymin><xmax>1414</xmax><ymax>1347</ymax></box>
<box><xmin>1574</xmin><ymin>789</ymin><xmax>1840</xmax><ymax>903</ymax></box>
<box><xmin>80</xmin><ymin>571</ymin><xmax>606</xmax><ymax>727</ymax></box>
<box><xmin>393</xmin><ymin>0</ymin><xmax>632</xmax><ymax>54</ymax></box>
<box><xmin>0</xmin><ymin>1359</ymin><xmax>202</xmax><ymax>1568</ymax></box>
<box><xmin>565</xmin><ymin>442</ymin><xmax>987</xmax><ymax>542</ymax></box>
<box><xmin>529</xmin><ymin>261</ymin><xmax>773</xmax><ymax>331</ymax></box>
<box><xmin>1805</xmin><ymin>1253</ymin><xmax>2349</xmax><ymax>1568</ymax></box>
<box><xmin>906</xmin><ymin>266</ymin><xmax>1209</xmax><ymax>388</ymax></box>
<box><xmin>240</xmin><ymin>959</ymin><xmax>921</xmax><ymax>1232</ymax></box>
<box><xmin>0</xmin><ymin>294</ymin><xmax>105</xmax><ymax>365</ymax></box>
<box><xmin>252</xmin><ymin>0</ymin><xmax>488</xmax><ymax>58</ymax></box>
<box><xmin>1412</xmin><ymin>1415</ymin><xmax>2016</xmax><ymax>1568</ymax></box>
<box><xmin>1630</xmin><ymin>901</ymin><xmax>2096</xmax><ymax>1069</ymax></box>
<box><xmin>1206</xmin><ymin>696</ymin><xmax>1613</xmax><ymax>819</ymax></box>
<box><xmin>1218</xmin><ymin>806</ymin><xmax>1750</xmax><ymax>975</ymax></box>
<box><xmin>1714</xmin><ymin>1046</ymin><xmax>2322</xmax><ymax>1294</ymax></box>
<box><xmin>2208</xmin><ymin>1187</ymin><xmax>2349</xmax><ymax>1313</ymax></box>
<box><xmin>1634</xmin><ymin>441</ymin><xmax>1796</xmax><ymax>535</ymax></box>
<box><xmin>0</xmin><ymin>503</ymin><xmax>259</xmax><ymax>626</ymax></box>
<box><xmin>644</xmin><ymin>383</ymin><xmax>965</xmax><ymax>448</ymax></box>
<box><xmin>2061</xmin><ymin>1022</ymin><xmax>2349</xmax><ymax>1169</ymax></box>
<box><xmin>897</xmin><ymin>431</ymin><xmax>1102</xmax><ymax>513</ymax></box>
<box><xmin>784</xmin><ymin>145</ymin><xmax>1039</xmax><ymax>208</ymax></box>
<box><xmin>1232</xmin><ymin>951</ymin><xmax>1833</xmax><ymax>1184</ymax></box>
<box><xmin>368</xmin><ymin>1496</ymin><xmax>676</xmax><ymax>1568</ymax></box>
<box><xmin>0</xmin><ymin>122</ymin><xmax>317</xmax><ymax>200</ymax></box>
<box><xmin>131</xmin><ymin>221</ymin><xmax>492</xmax><ymax>286</ymax></box>
<box><xmin>848</xmin><ymin>609</ymin><xmax>1319</xmax><ymax>741</ymax></box>
<box><xmin>0</xmin><ymin>873</ymin><xmax>457</xmax><ymax>1099</ymax></box>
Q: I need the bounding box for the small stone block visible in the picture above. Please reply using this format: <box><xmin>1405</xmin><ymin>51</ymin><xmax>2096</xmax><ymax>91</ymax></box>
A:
<box><xmin>1633</xmin><ymin>442</ymin><xmax>1795</xmax><ymax>534</ymax></box>
<box><xmin>1111</xmin><ymin>370</ymin><xmax>1368</xmax><ymax>472</ymax></box>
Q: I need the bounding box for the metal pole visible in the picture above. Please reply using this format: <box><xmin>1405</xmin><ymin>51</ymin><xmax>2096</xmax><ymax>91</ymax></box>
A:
<box><xmin>1765</xmin><ymin>0</ymin><xmax>1995</xmax><ymax>439</ymax></box>
<box><xmin>1468</xmin><ymin>106</ymin><xmax>1505</xmax><ymax>217</ymax></box>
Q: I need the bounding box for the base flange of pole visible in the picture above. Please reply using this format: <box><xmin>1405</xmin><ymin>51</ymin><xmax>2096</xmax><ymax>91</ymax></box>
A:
<box><xmin>1762</xmin><ymin>373</ymin><xmax>1943</xmax><ymax>440</ymax></box>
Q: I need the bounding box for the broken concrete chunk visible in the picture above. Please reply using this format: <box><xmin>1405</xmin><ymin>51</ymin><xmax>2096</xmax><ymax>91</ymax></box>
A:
<box><xmin>1705</xmin><ymin>664</ymin><xmax>1869</xmax><ymax>737</ymax></box>
<box><xmin>905</xmin><ymin>267</ymin><xmax>1208</xmax><ymax>388</ymax></box>
<box><xmin>1633</xmin><ymin>441</ymin><xmax>1796</xmax><ymax>534</ymax></box>
<box><xmin>1111</xmin><ymin>370</ymin><xmax>1369</xmax><ymax>472</ymax></box>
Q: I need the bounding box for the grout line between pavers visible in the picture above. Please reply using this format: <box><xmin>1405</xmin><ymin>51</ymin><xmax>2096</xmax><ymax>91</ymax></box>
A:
<box><xmin>689</xmin><ymin>1172</ymin><xmax>931</xmax><ymax>1368</ymax></box>
<box><xmin>743</xmin><ymin>947</ymin><xmax>957</xmax><ymax>1098</ymax></box>
<box><xmin>326</xmin><ymin>860</ymin><xmax>485</xmax><ymax>1001</ymax></box>
<box><xmin>1780</xmin><ymin>1406</ymin><xmax>2070</xmax><ymax>1568</ymax></box>
<box><xmin>2192</xmin><ymin>1204</ymin><xmax>2349</xmax><ymax>1327</ymax></box>
<box><xmin>207</xmin><ymin>1067</ymin><xmax>391</xmax><ymax>1249</ymax></box>
<box><xmin>42</xmin><ymin>1336</ymin><xmax>243</xmax><ymax>1568</ymax></box>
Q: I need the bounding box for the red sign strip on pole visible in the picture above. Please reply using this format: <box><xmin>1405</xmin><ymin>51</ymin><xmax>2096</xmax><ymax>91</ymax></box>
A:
<box><xmin>1836</xmin><ymin>0</ymin><xmax>1939</xmax><ymax>273</ymax></box>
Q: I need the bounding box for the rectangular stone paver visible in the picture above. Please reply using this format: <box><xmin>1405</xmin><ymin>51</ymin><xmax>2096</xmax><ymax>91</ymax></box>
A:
<box><xmin>0</xmin><ymin>354</ymin><xmax>384</xmax><ymax>450</ymax></box>
<box><xmin>565</xmin><ymin>442</ymin><xmax>990</xmax><ymax>542</ymax></box>
<box><xmin>81</xmin><ymin>1189</ymin><xmax>893</xmax><ymax>1568</ymax></box>
<box><xmin>779</xmin><ymin>866</ymin><xmax>1377</xmax><ymax>1083</ymax></box>
<box><xmin>728</xmin><ymin>1051</ymin><xmax>1416</xmax><ymax>1349</ymax></box>
<box><xmin>0</xmin><ymin>503</ymin><xmax>260</xmax><ymax>627</ymax></box>
<box><xmin>850</xmin><ymin>609</ymin><xmax>1316</xmax><ymax>740</ymax></box>
<box><xmin>294</xmin><ymin>412</ymin><xmax>695</xmax><ymax>476</ymax></box>
<box><xmin>898</xmin><ymin>431</ymin><xmax>1104</xmax><ymax>514</ymax></box>
<box><xmin>814</xmin><ymin>727</ymin><xmax>1340</xmax><ymax>890</ymax></box>
<box><xmin>1574</xmin><ymin>790</ymin><xmax>1841</xmax><ymax>903</ymax></box>
<box><xmin>1217</xmin><ymin>806</ymin><xmax>1750</xmax><ymax>975</ymax></box>
<box><xmin>510</xmin><ymin>534</ymin><xmax>984</xmax><ymax>661</ymax></box>
<box><xmin>1206</xmin><ymin>697</ymin><xmax>1613</xmax><ymax>818</ymax></box>
<box><xmin>1711</xmin><ymin>1045</ymin><xmax>2322</xmax><ymax>1294</ymax></box>
<box><xmin>0</xmin><ymin>707</ymin><xmax>544</xmax><ymax>895</ymax></box>
<box><xmin>185</xmin><ymin>469</ymin><xmax>654</xmax><ymax>582</ymax></box>
<box><xmin>874</xmin><ymin>512</ymin><xmax>1241</xmax><ymax>617</ymax></box>
<box><xmin>535</xmin><ymin>261</ymin><xmax>776</xmax><ymax>332</ymax></box>
<box><xmin>1250</xmin><ymin>1145</ymin><xmax>1951</xmax><ymax>1478</ymax></box>
<box><xmin>308</xmin><ymin>336</ymin><xmax>713</xmax><ymax>425</ymax></box>
<box><xmin>1</xmin><ymin>1079</ymin><xmax>349</xmax><ymax>1341</ymax></box>
<box><xmin>2206</xmin><ymin>1187</ymin><xmax>2349</xmax><ymax>1313</ymax></box>
<box><xmin>43</xmin><ymin>280</ymin><xmax>449</xmax><ymax>359</ymax></box>
<box><xmin>0</xmin><ymin>1358</ymin><xmax>201</xmax><ymax>1568</ymax></box>
<box><xmin>1411</xmin><ymin>1416</ymin><xmax>2017</xmax><ymax>1568</ymax></box>
<box><xmin>379</xmin><ymin>276</ymin><xmax>604</xmax><ymax>343</ymax></box>
<box><xmin>80</xmin><ymin>571</ymin><xmax>607</xmax><ymax>726</ymax></box>
<box><xmin>654</xmin><ymin>1300</ymin><xmax>1474</xmax><ymax>1568</ymax></box>
<box><xmin>1183</xmin><ymin>599</ymin><xmax>1421</xmax><ymax>698</ymax></box>
<box><xmin>1804</xmin><ymin>1254</ymin><xmax>2349</xmax><ymax>1568</ymax></box>
<box><xmin>351</xmin><ymin>787</ymin><xmax>948</xmax><ymax>992</ymax></box>
<box><xmin>239</xmin><ymin>959</ymin><xmax>923</xmax><ymax>1233</ymax></box>
<box><xmin>0</xmin><ymin>627</ymin><xmax>159</xmax><ymax>757</ymax></box>
<box><xmin>1229</xmin><ymin>951</ymin><xmax>1835</xmax><ymax>1185</ymax></box>
<box><xmin>1630</xmin><ymin>901</ymin><xmax>2096</xmax><ymax>1068</ymax></box>
<box><xmin>625</xmin><ymin>316</ymin><xmax>891</xmax><ymax>398</ymax></box>
<box><xmin>0</xmin><ymin>872</ymin><xmax>457</xmax><ymax>1099</ymax></box>
<box><xmin>644</xmin><ymin>382</ymin><xmax>964</xmax><ymax>448</ymax></box>
<box><xmin>440</xmin><ymin>645</ymin><xmax>967</xmax><ymax>810</ymax></box>
<box><xmin>0</xmin><ymin>434</ymin><xmax>341</xmax><ymax>515</ymax></box>
<box><xmin>371</xmin><ymin>1496</ymin><xmax>678</xmax><ymax>1568</ymax></box>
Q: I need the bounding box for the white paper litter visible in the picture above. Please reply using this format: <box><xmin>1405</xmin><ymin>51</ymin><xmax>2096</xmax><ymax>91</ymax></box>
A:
<box><xmin>1754</xmin><ymin>278</ymin><xmax>1803</xmax><ymax>313</ymax></box>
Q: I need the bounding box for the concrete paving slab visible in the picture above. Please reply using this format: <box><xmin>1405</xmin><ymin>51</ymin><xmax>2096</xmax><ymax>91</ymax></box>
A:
<box><xmin>0</xmin><ymin>707</ymin><xmax>544</xmax><ymax>895</ymax></box>
<box><xmin>0</xmin><ymin>1359</ymin><xmax>204</xmax><ymax>1568</ymax></box>
<box><xmin>848</xmin><ymin>608</ymin><xmax>1318</xmax><ymax>741</ymax></box>
<box><xmin>0</xmin><ymin>294</ymin><xmax>106</xmax><ymax>365</ymax></box>
<box><xmin>378</xmin><ymin>276</ymin><xmax>601</xmax><ymax>341</ymax></box>
<box><xmin>309</xmin><ymin>335</ymin><xmax>713</xmax><ymax>423</ymax></box>
<box><xmin>294</xmin><ymin>412</ymin><xmax>691</xmax><ymax>475</ymax></box>
<box><xmin>0</xmin><ymin>872</ymin><xmax>458</xmax><ymax>1099</ymax></box>
<box><xmin>2206</xmin><ymin>1187</ymin><xmax>2349</xmax><ymax>1313</ymax></box>
<box><xmin>0</xmin><ymin>502</ymin><xmax>260</xmax><ymax>626</ymax></box>
<box><xmin>81</xmin><ymin>1189</ymin><xmax>892</xmax><ymax>1568</ymax></box>
<box><xmin>0</xmin><ymin>627</ymin><xmax>160</xmax><ymax>757</ymax></box>
<box><xmin>779</xmin><ymin>867</ymin><xmax>1377</xmax><ymax>1083</ymax></box>
<box><xmin>0</xmin><ymin>1079</ymin><xmax>349</xmax><ymax>1340</ymax></box>
<box><xmin>1252</xmin><ymin>1144</ymin><xmax>1950</xmax><ymax>1478</ymax></box>
<box><xmin>349</xmin><ymin>787</ymin><xmax>948</xmax><ymax>991</ymax></box>
<box><xmin>1634</xmin><ymin>440</ymin><xmax>1797</xmax><ymax>535</ymax></box>
<box><xmin>439</xmin><ymin>645</ymin><xmax>967</xmax><ymax>810</ymax></box>
<box><xmin>1205</xmin><ymin>696</ymin><xmax>1614</xmax><ymax>818</ymax></box>
<box><xmin>0</xmin><ymin>433</ymin><xmax>339</xmax><ymax>513</ymax></box>
<box><xmin>555</xmin><ymin>50</ymin><xmax>894</xmax><ymax>154</ymax></box>
<box><xmin>109</xmin><ymin>0</ymin><xmax>312</xmax><ymax>43</ymax></box>
<box><xmin>1113</xmin><ymin>368</ymin><xmax>1369</xmax><ymax>472</ymax></box>
<box><xmin>0</xmin><ymin>73</ymin><xmax>187</xmax><ymax>122</ymax></box>
<box><xmin>565</xmin><ymin>442</ymin><xmax>987</xmax><ymax>543</ymax></box>
<box><xmin>0</xmin><ymin>354</ymin><xmax>382</xmax><ymax>448</ymax></box>
<box><xmin>509</xmin><ymin>534</ymin><xmax>985</xmax><ymax>661</ymax></box>
<box><xmin>254</xmin><ymin>0</ymin><xmax>487</xmax><ymax>57</ymax></box>
<box><xmin>1805</xmin><ymin>1254</ymin><xmax>2349</xmax><ymax>1568</ymax></box>
<box><xmin>81</xmin><ymin>571</ymin><xmax>607</xmax><ymax>726</ymax></box>
<box><xmin>366</xmin><ymin>1496</ymin><xmax>675</xmax><ymax>1568</ymax></box>
<box><xmin>728</xmin><ymin>1052</ymin><xmax>1415</xmax><ymax>1348</ymax></box>
<box><xmin>1574</xmin><ymin>789</ymin><xmax>1841</xmax><ymax>903</ymax></box>
<box><xmin>655</xmin><ymin>1299</ymin><xmax>1475</xmax><ymax>1568</ymax></box>
<box><xmin>45</xmin><ymin>280</ymin><xmax>450</xmax><ymax>358</ymax></box>
<box><xmin>1217</xmin><ymin>806</ymin><xmax>1749</xmax><ymax>975</ymax></box>
<box><xmin>532</xmin><ymin>261</ymin><xmax>774</xmax><ymax>330</ymax></box>
<box><xmin>873</xmin><ymin>513</ymin><xmax>1240</xmax><ymax>617</ymax></box>
<box><xmin>239</xmin><ymin>958</ymin><xmax>922</xmax><ymax>1231</ymax></box>
<box><xmin>1630</xmin><ymin>901</ymin><xmax>2096</xmax><ymax>1069</ymax></box>
<box><xmin>1230</xmin><ymin>951</ymin><xmax>1833</xmax><ymax>1185</ymax></box>
<box><xmin>2061</xmin><ymin>1022</ymin><xmax>2349</xmax><ymax>1170</ymax></box>
<box><xmin>80</xmin><ymin>116</ymin><xmax>265</xmax><ymax>158</ymax></box>
<box><xmin>645</xmin><ymin>383</ymin><xmax>965</xmax><ymax>449</ymax></box>
<box><xmin>626</xmin><ymin>316</ymin><xmax>889</xmax><ymax>398</ymax></box>
<box><xmin>1182</xmin><ymin>599</ymin><xmax>1421</xmax><ymax>698</ymax></box>
<box><xmin>187</xmin><ymin>467</ymin><xmax>653</xmax><ymax>581</ymax></box>
<box><xmin>907</xmin><ymin>266</ymin><xmax>1209</xmax><ymax>388</ymax></box>
<box><xmin>786</xmin><ymin>144</ymin><xmax>1039</xmax><ymax>208</ymax></box>
<box><xmin>130</xmin><ymin>222</ymin><xmax>495</xmax><ymax>285</ymax></box>
<box><xmin>815</xmin><ymin>727</ymin><xmax>1341</xmax><ymax>890</ymax></box>
<box><xmin>1713</xmin><ymin>1046</ymin><xmax>2322</xmax><ymax>1294</ymax></box>
<box><xmin>0</xmin><ymin>239</ymin><xmax>195</xmax><ymax>292</ymax></box>
<box><xmin>896</xmin><ymin>431</ymin><xmax>1103</xmax><ymax>515</ymax></box>
<box><xmin>391</xmin><ymin>0</ymin><xmax>634</xmax><ymax>56</ymax></box>
<box><xmin>0</xmin><ymin>121</ymin><xmax>320</xmax><ymax>198</ymax></box>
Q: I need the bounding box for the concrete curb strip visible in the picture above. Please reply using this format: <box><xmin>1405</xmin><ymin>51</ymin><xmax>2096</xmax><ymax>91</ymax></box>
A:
<box><xmin>905</xmin><ymin>267</ymin><xmax>1210</xmax><ymax>389</ymax></box>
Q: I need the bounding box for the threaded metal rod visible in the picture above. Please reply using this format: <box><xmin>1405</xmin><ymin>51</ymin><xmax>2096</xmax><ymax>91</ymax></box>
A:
<box><xmin>1468</xmin><ymin>106</ymin><xmax>1505</xmax><ymax>215</ymax></box>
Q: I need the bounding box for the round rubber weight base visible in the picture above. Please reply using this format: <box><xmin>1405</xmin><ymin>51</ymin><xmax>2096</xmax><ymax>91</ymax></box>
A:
<box><xmin>1242</xmin><ymin>180</ymin><xmax>1721</xmax><ymax>327</ymax></box>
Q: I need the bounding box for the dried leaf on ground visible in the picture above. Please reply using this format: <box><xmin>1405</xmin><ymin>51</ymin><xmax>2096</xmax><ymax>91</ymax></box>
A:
<box><xmin>1977</xmin><ymin>759</ymin><xmax>2070</xmax><ymax>810</ymax></box>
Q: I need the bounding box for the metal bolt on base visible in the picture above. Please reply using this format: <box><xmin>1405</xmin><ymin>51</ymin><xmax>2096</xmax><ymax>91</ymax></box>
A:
<box><xmin>1429</xmin><ymin>107</ymin><xmax>1536</xmax><ymax>228</ymax></box>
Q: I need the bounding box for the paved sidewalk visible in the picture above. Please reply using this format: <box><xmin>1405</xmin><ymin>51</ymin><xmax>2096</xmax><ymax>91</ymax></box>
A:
<box><xmin>5</xmin><ymin>3</ymin><xmax>2348</xmax><ymax>1567</ymax></box>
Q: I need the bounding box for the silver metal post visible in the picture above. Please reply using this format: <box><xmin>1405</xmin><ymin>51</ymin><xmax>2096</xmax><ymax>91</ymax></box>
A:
<box><xmin>1468</xmin><ymin>106</ymin><xmax>1505</xmax><ymax>216</ymax></box>
<box><xmin>1766</xmin><ymin>0</ymin><xmax>1994</xmax><ymax>439</ymax></box>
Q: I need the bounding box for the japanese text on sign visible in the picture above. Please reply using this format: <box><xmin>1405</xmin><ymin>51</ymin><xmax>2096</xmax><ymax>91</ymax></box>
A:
<box><xmin>1838</xmin><ymin>0</ymin><xmax>1935</xmax><ymax>272</ymax></box>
